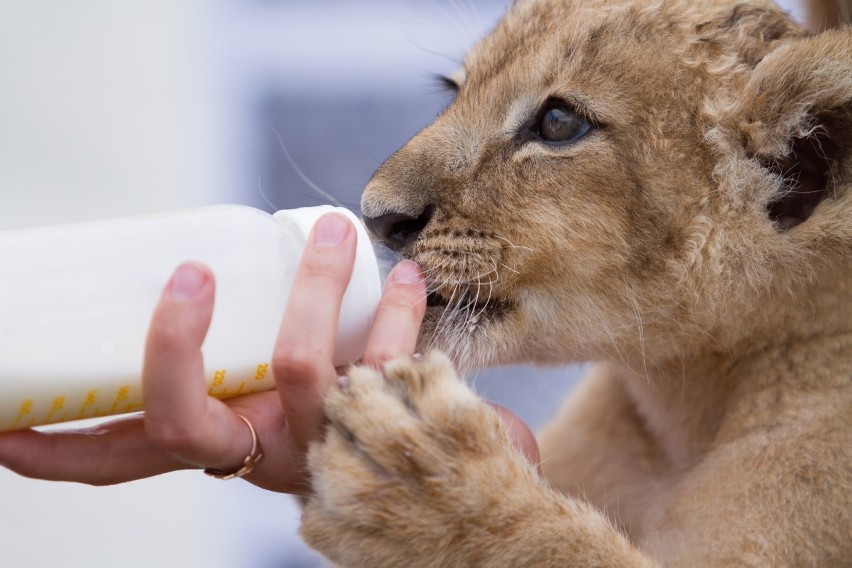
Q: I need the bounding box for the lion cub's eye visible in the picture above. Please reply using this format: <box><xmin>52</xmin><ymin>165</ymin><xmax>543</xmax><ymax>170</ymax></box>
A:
<box><xmin>536</xmin><ymin>103</ymin><xmax>591</xmax><ymax>144</ymax></box>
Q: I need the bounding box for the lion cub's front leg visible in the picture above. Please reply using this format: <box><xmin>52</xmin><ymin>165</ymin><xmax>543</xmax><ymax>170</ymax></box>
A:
<box><xmin>301</xmin><ymin>352</ymin><xmax>654</xmax><ymax>568</ymax></box>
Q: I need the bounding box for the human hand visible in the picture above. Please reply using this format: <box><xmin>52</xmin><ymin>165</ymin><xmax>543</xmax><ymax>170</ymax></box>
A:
<box><xmin>0</xmin><ymin>213</ymin><xmax>426</xmax><ymax>493</ymax></box>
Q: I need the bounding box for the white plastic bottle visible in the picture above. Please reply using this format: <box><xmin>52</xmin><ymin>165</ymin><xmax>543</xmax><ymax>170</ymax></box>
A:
<box><xmin>0</xmin><ymin>205</ymin><xmax>396</xmax><ymax>432</ymax></box>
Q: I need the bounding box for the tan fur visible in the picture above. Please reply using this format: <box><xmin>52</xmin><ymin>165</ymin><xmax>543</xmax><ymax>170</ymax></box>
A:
<box><xmin>300</xmin><ymin>1</ymin><xmax>852</xmax><ymax>566</ymax></box>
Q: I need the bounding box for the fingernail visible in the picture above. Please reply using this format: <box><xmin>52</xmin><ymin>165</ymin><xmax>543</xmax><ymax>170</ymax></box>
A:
<box><xmin>313</xmin><ymin>214</ymin><xmax>351</xmax><ymax>248</ymax></box>
<box><xmin>391</xmin><ymin>260</ymin><xmax>422</xmax><ymax>285</ymax></box>
<box><xmin>169</xmin><ymin>262</ymin><xmax>207</xmax><ymax>300</ymax></box>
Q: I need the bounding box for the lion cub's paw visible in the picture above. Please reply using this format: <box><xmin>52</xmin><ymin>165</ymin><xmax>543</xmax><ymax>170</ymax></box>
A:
<box><xmin>301</xmin><ymin>351</ymin><xmax>541</xmax><ymax>566</ymax></box>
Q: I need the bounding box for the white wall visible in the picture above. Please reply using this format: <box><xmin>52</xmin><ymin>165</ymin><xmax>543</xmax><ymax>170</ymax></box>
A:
<box><xmin>2</xmin><ymin>2</ymin><xmax>198</xmax><ymax>228</ymax></box>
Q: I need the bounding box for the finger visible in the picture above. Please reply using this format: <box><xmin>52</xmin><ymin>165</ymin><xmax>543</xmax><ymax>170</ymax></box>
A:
<box><xmin>488</xmin><ymin>402</ymin><xmax>541</xmax><ymax>472</ymax></box>
<box><xmin>273</xmin><ymin>213</ymin><xmax>357</xmax><ymax>450</ymax></box>
<box><xmin>0</xmin><ymin>399</ymin><xmax>289</xmax><ymax>488</ymax></box>
<box><xmin>0</xmin><ymin>393</ymin><xmax>309</xmax><ymax>491</ymax></box>
<box><xmin>0</xmin><ymin>417</ymin><xmax>187</xmax><ymax>485</ymax></box>
<box><xmin>363</xmin><ymin>260</ymin><xmax>427</xmax><ymax>367</ymax></box>
<box><xmin>142</xmin><ymin>262</ymin><xmax>253</xmax><ymax>472</ymax></box>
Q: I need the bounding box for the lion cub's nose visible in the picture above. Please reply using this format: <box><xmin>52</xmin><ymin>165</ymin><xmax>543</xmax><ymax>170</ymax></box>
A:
<box><xmin>363</xmin><ymin>205</ymin><xmax>435</xmax><ymax>252</ymax></box>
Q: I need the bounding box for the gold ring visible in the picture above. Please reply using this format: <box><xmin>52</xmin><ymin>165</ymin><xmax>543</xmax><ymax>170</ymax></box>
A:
<box><xmin>203</xmin><ymin>414</ymin><xmax>264</xmax><ymax>480</ymax></box>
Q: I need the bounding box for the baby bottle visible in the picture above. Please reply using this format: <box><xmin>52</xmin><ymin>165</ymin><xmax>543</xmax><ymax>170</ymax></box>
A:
<box><xmin>0</xmin><ymin>205</ymin><xmax>396</xmax><ymax>431</ymax></box>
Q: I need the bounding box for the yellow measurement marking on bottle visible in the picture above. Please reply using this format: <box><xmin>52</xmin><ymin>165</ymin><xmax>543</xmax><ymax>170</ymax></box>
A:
<box><xmin>45</xmin><ymin>396</ymin><xmax>66</xmax><ymax>424</ymax></box>
<box><xmin>255</xmin><ymin>363</ymin><xmax>269</xmax><ymax>380</ymax></box>
<box><xmin>77</xmin><ymin>389</ymin><xmax>99</xmax><ymax>419</ymax></box>
<box><xmin>10</xmin><ymin>399</ymin><xmax>33</xmax><ymax>430</ymax></box>
<box><xmin>111</xmin><ymin>385</ymin><xmax>131</xmax><ymax>412</ymax></box>
<box><xmin>208</xmin><ymin>370</ymin><xmax>226</xmax><ymax>395</ymax></box>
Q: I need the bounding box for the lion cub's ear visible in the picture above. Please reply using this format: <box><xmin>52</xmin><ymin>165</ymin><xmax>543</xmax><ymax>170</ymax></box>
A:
<box><xmin>737</xmin><ymin>29</ymin><xmax>852</xmax><ymax>230</ymax></box>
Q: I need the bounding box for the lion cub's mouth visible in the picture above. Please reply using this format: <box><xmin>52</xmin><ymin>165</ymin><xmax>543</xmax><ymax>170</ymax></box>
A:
<box><xmin>408</xmin><ymin>237</ymin><xmax>521</xmax><ymax>331</ymax></box>
<box><xmin>423</xmin><ymin>282</ymin><xmax>513</xmax><ymax>321</ymax></box>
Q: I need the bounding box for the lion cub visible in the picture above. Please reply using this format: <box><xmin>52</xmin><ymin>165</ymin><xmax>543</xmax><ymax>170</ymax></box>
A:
<box><xmin>299</xmin><ymin>1</ymin><xmax>852</xmax><ymax>566</ymax></box>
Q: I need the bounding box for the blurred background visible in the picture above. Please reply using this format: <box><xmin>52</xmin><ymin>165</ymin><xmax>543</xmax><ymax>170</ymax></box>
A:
<box><xmin>0</xmin><ymin>1</ymin><xmax>805</xmax><ymax>566</ymax></box>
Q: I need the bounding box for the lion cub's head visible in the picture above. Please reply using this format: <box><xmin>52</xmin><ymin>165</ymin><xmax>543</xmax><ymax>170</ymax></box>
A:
<box><xmin>362</xmin><ymin>0</ymin><xmax>852</xmax><ymax>372</ymax></box>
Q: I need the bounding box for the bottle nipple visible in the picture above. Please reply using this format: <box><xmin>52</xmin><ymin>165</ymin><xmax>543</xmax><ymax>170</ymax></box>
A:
<box><xmin>372</xmin><ymin>242</ymin><xmax>403</xmax><ymax>285</ymax></box>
